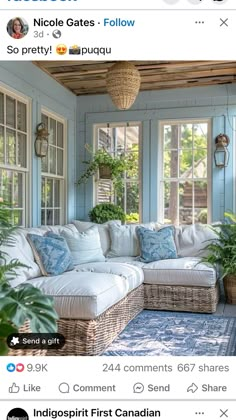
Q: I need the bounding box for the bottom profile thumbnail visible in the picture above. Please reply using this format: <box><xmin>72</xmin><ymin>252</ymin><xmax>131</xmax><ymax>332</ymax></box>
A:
<box><xmin>7</xmin><ymin>408</ymin><xmax>29</xmax><ymax>420</ymax></box>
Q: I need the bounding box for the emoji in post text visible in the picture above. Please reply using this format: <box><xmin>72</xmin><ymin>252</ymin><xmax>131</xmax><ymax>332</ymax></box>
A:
<box><xmin>56</xmin><ymin>44</ymin><xmax>67</xmax><ymax>55</ymax></box>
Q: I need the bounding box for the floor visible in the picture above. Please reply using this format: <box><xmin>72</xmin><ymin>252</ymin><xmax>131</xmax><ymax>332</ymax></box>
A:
<box><xmin>215</xmin><ymin>302</ymin><xmax>236</xmax><ymax>316</ymax></box>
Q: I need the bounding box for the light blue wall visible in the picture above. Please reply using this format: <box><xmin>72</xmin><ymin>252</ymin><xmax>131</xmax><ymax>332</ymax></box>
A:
<box><xmin>77</xmin><ymin>84</ymin><xmax>236</xmax><ymax>222</ymax></box>
<box><xmin>0</xmin><ymin>62</ymin><xmax>77</xmax><ymax>226</ymax></box>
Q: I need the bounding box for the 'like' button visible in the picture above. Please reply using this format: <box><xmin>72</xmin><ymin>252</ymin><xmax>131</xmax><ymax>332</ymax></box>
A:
<box><xmin>9</xmin><ymin>383</ymin><xmax>20</xmax><ymax>393</ymax></box>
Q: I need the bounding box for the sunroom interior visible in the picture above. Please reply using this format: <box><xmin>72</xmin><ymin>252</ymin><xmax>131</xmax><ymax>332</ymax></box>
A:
<box><xmin>1</xmin><ymin>60</ymin><xmax>236</xmax><ymax>227</ymax></box>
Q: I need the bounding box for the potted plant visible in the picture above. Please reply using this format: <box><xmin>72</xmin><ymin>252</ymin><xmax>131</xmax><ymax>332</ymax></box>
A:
<box><xmin>201</xmin><ymin>211</ymin><xmax>236</xmax><ymax>304</ymax></box>
<box><xmin>0</xmin><ymin>201</ymin><xmax>58</xmax><ymax>355</ymax></box>
<box><xmin>77</xmin><ymin>145</ymin><xmax>136</xmax><ymax>198</ymax></box>
<box><xmin>89</xmin><ymin>203</ymin><xmax>126</xmax><ymax>224</ymax></box>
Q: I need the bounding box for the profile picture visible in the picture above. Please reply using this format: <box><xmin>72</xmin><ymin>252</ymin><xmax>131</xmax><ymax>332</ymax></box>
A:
<box><xmin>7</xmin><ymin>407</ymin><xmax>29</xmax><ymax>420</ymax></box>
<box><xmin>7</xmin><ymin>17</ymin><xmax>29</xmax><ymax>39</ymax></box>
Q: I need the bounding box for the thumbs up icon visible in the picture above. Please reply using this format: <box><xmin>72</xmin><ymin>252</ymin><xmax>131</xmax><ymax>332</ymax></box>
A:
<box><xmin>9</xmin><ymin>383</ymin><xmax>20</xmax><ymax>393</ymax></box>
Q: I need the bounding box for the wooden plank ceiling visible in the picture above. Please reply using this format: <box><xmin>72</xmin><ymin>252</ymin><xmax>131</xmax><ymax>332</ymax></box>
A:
<box><xmin>34</xmin><ymin>61</ymin><xmax>236</xmax><ymax>96</ymax></box>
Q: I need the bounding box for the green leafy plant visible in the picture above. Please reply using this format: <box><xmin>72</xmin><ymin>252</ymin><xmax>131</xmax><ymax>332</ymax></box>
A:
<box><xmin>0</xmin><ymin>201</ymin><xmax>58</xmax><ymax>355</ymax></box>
<box><xmin>201</xmin><ymin>211</ymin><xmax>236</xmax><ymax>279</ymax></box>
<box><xmin>77</xmin><ymin>145</ymin><xmax>136</xmax><ymax>198</ymax></box>
<box><xmin>89</xmin><ymin>203</ymin><xmax>126</xmax><ymax>224</ymax></box>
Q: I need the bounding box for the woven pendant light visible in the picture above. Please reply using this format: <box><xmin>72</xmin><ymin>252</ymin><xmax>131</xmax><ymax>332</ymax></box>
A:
<box><xmin>106</xmin><ymin>61</ymin><xmax>141</xmax><ymax>110</ymax></box>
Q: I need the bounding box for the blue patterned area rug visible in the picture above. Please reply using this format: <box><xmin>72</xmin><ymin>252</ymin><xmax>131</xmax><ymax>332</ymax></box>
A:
<box><xmin>103</xmin><ymin>310</ymin><xmax>236</xmax><ymax>356</ymax></box>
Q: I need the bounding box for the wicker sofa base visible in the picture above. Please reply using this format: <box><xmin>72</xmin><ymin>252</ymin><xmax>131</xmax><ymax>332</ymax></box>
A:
<box><xmin>46</xmin><ymin>284</ymin><xmax>144</xmax><ymax>356</ymax></box>
<box><xmin>144</xmin><ymin>283</ymin><xmax>219</xmax><ymax>313</ymax></box>
<box><xmin>8</xmin><ymin>281</ymin><xmax>220</xmax><ymax>356</ymax></box>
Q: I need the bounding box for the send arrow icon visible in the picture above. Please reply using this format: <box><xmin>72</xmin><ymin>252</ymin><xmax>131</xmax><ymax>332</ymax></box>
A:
<box><xmin>187</xmin><ymin>383</ymin><xmax>198</xmax><ymax>393</ymax></box>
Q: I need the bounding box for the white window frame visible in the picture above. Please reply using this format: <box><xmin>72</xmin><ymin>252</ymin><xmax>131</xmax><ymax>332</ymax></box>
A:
<box><xmin>93</xmin><ymin>122</ymin><xmax>142</xmax><ymax>219</ymax></box>
<box><xmin>41</xmin><ymin>107</ymin><xmax>67</xmax><ymax>225</ymax></box>
<box><xmin>0</xmin><ymin>82</ymin><xmax>31</xmax><ymax>227</ymax></box>
<box><xmin>158</xmin><ymin>118</ymin><xmax>212</xmax><ymax>225</ymax></box>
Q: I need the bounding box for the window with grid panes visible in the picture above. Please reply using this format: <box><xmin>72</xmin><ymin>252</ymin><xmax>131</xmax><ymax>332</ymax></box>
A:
<box><xmin>160</xmin><ymin>120</ymin><xmax>210</xmax><ymax>225</ymax></box>
<box><xmin>41</xmin><ymin>112</ymin><xmax>65</xmax><ymax>225</ymax></box>
<box><xmin>95</xmin><ymin>123</ymin><xmax>141</xmax><ymax>222</ymax></box>
<box><xmin>0</xmin><ymin>88</ymin><xmax>29</xmax><ymax>226</ymax></box>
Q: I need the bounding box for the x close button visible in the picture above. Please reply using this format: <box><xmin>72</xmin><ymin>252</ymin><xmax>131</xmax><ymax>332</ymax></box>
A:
<box><xmin>220</xmin><ymin>18</ymin><xmax>229</xmax><ymax>27</ymax></box>
<box><xmin>220</xmin><ymin>409</ymin><xmax>228</xmax><ymax>418</ymax></box>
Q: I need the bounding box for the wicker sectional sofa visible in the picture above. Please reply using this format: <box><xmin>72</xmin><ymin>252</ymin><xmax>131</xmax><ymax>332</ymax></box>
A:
<box><xmin>5</xmin><ymin>221</ymin><xmax>219</xmax><ymax>356</ymax></box>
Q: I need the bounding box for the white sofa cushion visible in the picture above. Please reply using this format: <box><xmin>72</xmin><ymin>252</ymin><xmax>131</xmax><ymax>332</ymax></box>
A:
<box><xmin>75</xmin><ymin>261</ymin><xmax>144</xmax><ymax>292</ymax></box>
<box><xmin>107</xmin><ymin>222</ymin><xmax>157</xmax><ymax>257</ymax></box>
<box><xmin>107</xmin><ymin>256</ymin><xmax>216</xmax><ymax>287</ymax></box>
<box><xmin>72</xmin><ymin>220</ymin><xmax>121</xmax><ymax>256</ymax></box>
<box><xmin>174</xmin><ymin>224</ymin><xmax>219</xmax><ymax>258</ymax></box>
<box><xmin>27</xmin><ymin>264</ymin><xmax>143</xmax><ymax>320</ymax></box>
<box><xmin>142</xmin><ymin>257</ymin><xmax>216</xmax><ymax>287</ymax></box>
<box><xmin>61</xmin><ymin>226</ymin><xmax>105</xmax><ymax>265</ymax></box>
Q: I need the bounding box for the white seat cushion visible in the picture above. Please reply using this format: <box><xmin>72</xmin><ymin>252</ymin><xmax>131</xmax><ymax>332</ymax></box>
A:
<box><xmin>28</xmin><ymin>270</ymin><xmax>130</xmax><ymax>320</ymax></box>
<box><xmin>75</xmin><ymin>261</ymin><xmax>144</xmax><ymax>292</ymax></box>
<box><xmin>142</xmin><ymin>257</ymin><xmax>217</xmax><ymax>287</ymax></box>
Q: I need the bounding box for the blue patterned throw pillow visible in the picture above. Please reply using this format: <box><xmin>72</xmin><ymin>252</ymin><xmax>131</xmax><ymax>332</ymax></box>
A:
<box><xmin>136</xmin><ymin>226</ymin><xmax>177</xmax><ymax>263</ymax></box>
<box><xmin>27</xmin><ymin>233</ymin><xmax>74</xmax><ymax>276</ymax></box>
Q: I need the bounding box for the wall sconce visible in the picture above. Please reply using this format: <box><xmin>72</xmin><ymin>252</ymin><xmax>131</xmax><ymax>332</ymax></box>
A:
<box><xmin>35</xmin><ymin>123</ymin><xmax>49</xmax><ymax>158</ymax></box>
<box><xmin>214</xmin><ymin>134</ymin><xmax>230</xmax><ymax>168</ymax></box>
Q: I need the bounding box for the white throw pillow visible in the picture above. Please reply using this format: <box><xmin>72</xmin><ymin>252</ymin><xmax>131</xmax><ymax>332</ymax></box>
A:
<box><xmin>72</xmin><ymin>220</ymin><xmax>121</xmax><ymax>256</ymax></box>
<box><xmin>175</xmin><ymin>224</ymin><xmax>219</xmax><ymax>257</ymax></box>
<box><xmin>61</xmin><ymin>226</ymin><xmax>105</xmax><ymax>265</ymax></box>
<box><xmin>107</xmin><ymin>222</ymin><xmax>157</xmax><ymax>257</ymax></box>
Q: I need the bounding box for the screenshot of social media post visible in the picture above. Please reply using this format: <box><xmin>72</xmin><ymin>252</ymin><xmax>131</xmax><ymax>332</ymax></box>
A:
<box><xmin>0</xmin><ymin>0</ymin><xmax>236</xmax><ymax>419</ymax></box>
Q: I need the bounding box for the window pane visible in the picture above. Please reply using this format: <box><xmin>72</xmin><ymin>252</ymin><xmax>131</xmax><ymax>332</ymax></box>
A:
<box><xmin>42</xmin><ymin>114</ymin><xmax>48</xmax><ymax>130</ymax></box>
<box><xmin>0</xmin><ymin>126</ymin><xmax>4</xmax><ymax>163</ymax></box>
<box><xmin>126</xmin><ymin>126</ymin><xmax>139</xmax><ymax>151</ymax></box>
<box><xmin>54</xmin><ymin>180</ymin><xmax>60</xmax><ymax>207</ymax></box>
<box><xmin>17</xmin><ymin>133</ymin><xmax>27</xmax><ymax>167</ymax></box>
<box><xmin>41</xmin><ymin>209</ymin><xmax>45</xmax><ymax>225</ymax></box>
<box><xmin>54</xmin><ymin>209</ymin><xmax>60</xmax><ymax>225</ymax></box>
<box><xmin>97</xmin><ymin>180</ymin><xmax>112</xmax><ymax>203</ymax></box>
<box><xmin>0</xmin><ymin>93</ymin><xmax>4</xmax><ymax>124</ymax></box>
<box><xmin>13</xmin><ymin>172</ymin><xmax>23</xmax><ymax>208</ymax></box>
<box><xmin>180</xmin><ymin>181</ymin><xmax>193</xmax><ymax>225</ymax></box>
<box><xmin>179</xmin><ymin>150</ymin><xmax>193</xmax><ymax>178</ymax></box>
<box><xmin>126</xmin><ymin>152</ymin><xmax>139</xmax><ymax>179</ymax></box>
<box><xmin>193</xmin><ymin>123</ymin><xmax>208</xmax><ymax>148</ymax></box>
<box><xmin>0</xmin><ymin>169</ymin><xmax>12</xmax><ymax>202</ymax></box>
<box><xmin>115</xmin><ymin>127</ymin><xmax>125</xmax><ymax>152</ymax></box>
<box><xmin>181</xmin><ymin>124</ymin><xmax>193</xmax><ymax>149</ymax></box>
<box><xmin>57</xmin><ymin>122</ymin><xmax>63</xmax><ymax>148</ymax></box>
<box><xmin>41</xmin><ymin>177</ymin><xmax>46</xmax><ymax>207</ymax></box>
<box><xmin>6</xmin><ymin>96</ymin><xmax>16</xmax><ymax>128</ymax></box>
<box><xmin>49</xmin><ymin>118</ymin><xmax>56</xmax><ymax>145</ymax></box>
<box><xmin>46</xmin><ymin>209</ymin><xmax>53</xmax><ymax>225</ymax></box>
<box><xmin>163</xmin><ymin>125</ymin><xmax>172</xmax><ymax>149</ymax></box>
<box><xmin>13</xmin><ymin>209</ymin><xmax>23</xmax><ymax>226</ymax></box>
<box><xmin>98</xmin><ymin>127</ymin><xmax>112</xmax><ymax>151</ymax></box>
<box><xmin>46</xmin><ymin>178</ymin><xmax>53</xmax><ymax>207</ymax></box>
<box><xmin>17</xmin><ymin>101</ymin><xmax>26</xmax><ymax>132</ymax></box>
<box><xmin>41</xmin><ymin>155</ymin><xmax>48</xmax><ymax>173</ymax></box>
<box><xmin>164</xmin><ymin>180</ymin><xmax>178</xmax><ymax>224</ymax></box>
<box><xmin>164</xmin><ymin>150</ymin><xmax>178</xmax><ymax>178</ymax></box>
<box><xmin>126</xmin><ymin>182</ymin><xmax>139</xmax><ymax>219</ymax></box>
<box><xmin>57</xmin><ymin>149</ymin><xmax>63</xmax><ymax>176</ymax></box>
<box><xmin>193</xmin><ymin>149</ymin><xmax>207</xmax><ymax>178</ymax></box>
<box><xmin>194</xmin><ymin>181</ymin><xmax>208</xmax><ymax>223</ymax></box>
<box><xmin>6</xmin><ymin>129</ymin><xmax>16</xmax><ymax>165</ymax></box>
<box><xmin>49</xmin><ymin>146</ymin><xmax>56</xmax><ymax>174</ymax></box>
